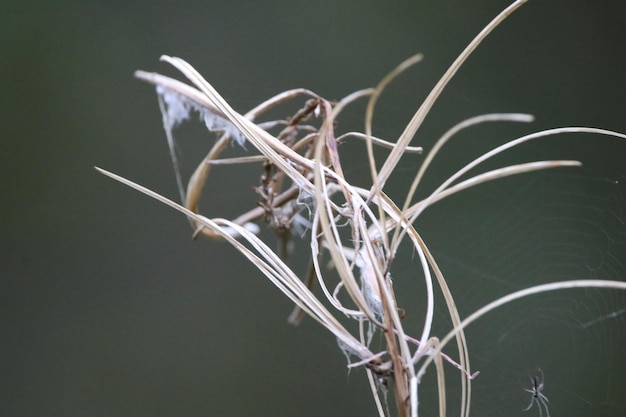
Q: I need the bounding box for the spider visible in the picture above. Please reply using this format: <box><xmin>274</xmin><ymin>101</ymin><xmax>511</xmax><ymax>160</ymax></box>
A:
<box><xmin>523</xmin><ymin>368</ymin><xmax>550</xmax><ymax>417</ymax></box>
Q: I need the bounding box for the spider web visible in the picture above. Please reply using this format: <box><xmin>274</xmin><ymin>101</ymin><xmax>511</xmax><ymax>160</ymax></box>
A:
<box><xmin>423</xmin><ymin>163</ymin><xmax>626</xmax><ymax>417</ymax></box>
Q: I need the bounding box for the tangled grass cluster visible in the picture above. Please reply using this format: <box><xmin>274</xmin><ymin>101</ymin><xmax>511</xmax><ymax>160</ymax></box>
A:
<box><xmin>97</xmin><ymin>1</ymin><xmax>626</xmax><ymax>416</ymax></box>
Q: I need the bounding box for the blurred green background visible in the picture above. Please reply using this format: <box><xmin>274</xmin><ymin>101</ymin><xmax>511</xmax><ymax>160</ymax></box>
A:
<box><xmin>2</xmin><ymin>1</ymin><xmax>626</xmax><ymax>416</ymax></box>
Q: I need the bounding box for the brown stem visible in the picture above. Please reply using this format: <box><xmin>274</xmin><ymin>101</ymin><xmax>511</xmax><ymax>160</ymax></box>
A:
<box><xmin>379</xmin><ymin>280</ymin><xmax>409</xmax><ymax>417</ymax></box>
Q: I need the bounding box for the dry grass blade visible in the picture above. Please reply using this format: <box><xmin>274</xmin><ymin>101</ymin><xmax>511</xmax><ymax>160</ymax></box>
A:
<box><xmin>388</xmin><ymin>127</ymin><xmax>626</xmax><ymax>255</ymax></box>
<box><xmin>376</xmin><ymin>0</ymin><xmax>528</xmax><ymax>190</ymax></box>
<box><xmin>417</xmin><ymin>280</ymin><xmax>626</xmax><ymax>383</ymax></box>
<box><xmin>364</xmin><ymin>53</ymin><xmax>424</xmax><ymax>252</ymax></box>
<box><xmin>160</xmin><ymin>55</ymin><xmax>316</xmax><ymax>193</ymax></box>
<box><xmin>336</xmin><ymin>132</ymin><xmax>423</xmax><ymax>153</ymax></box>
<box><xmin>389</xmin><ymin>113</ymin><xmax>534</xmax><ymax>256</ymax></box>
<box><xmin>94</xmin><ymin>166</ymin><xmax>377</xmax><ymax>362</ymax></box>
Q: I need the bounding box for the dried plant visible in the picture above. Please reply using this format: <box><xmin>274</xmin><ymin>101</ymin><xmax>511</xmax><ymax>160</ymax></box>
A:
<box><xmin>96</xmin><ymin>1</ymin><xmax>626</xmax><ymax>416</ymax></box>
